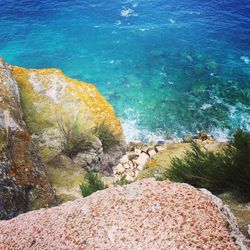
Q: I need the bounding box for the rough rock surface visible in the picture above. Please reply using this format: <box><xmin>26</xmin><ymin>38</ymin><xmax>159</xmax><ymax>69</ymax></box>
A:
<box><xmin>0</xmin><ymin>179</ymin><xmax>242</xmax><ymax>249</ymax></box>
<box><xmin>0</xmin><ymin>57</ymin><xmax>56</xmax><ymax>219</ymax></box>
<box><xmin>11</xmin><ymin>65</ymin><xmax>124</xmax><ymax>172</ymax></box>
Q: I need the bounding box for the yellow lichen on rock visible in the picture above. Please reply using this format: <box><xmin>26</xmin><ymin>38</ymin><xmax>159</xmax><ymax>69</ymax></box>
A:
<box><xmin>12</xmin><ymin>66</ymin><xmax>122</xmax><ymax>135</ymax></box>
<box><xmin>11</xmin><ymin>66</ymin><xmax>123</xmax><ymax>161</ymax></box>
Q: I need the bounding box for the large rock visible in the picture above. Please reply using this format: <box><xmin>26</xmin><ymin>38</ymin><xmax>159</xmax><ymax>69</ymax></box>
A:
<box><xmin>11</xmin><ymin>64</ymin><xmax>125</xmax><ymax>172</ymax></box>
<box><xmin>135</xmin><ymin>152</ymin><xmax>149</xmax><ymax>166</ymax></box>
<box><xmin>0</xmin><ymin>179</ymin><xmax>244</xmax><ymax>249</ymax></box>
<box><xmin>0</xmin><ymin>57</ymin><xmax>56</xmax><ymax>219</ymax></box>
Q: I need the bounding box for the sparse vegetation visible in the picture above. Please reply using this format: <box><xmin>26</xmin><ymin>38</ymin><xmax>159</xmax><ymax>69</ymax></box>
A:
<box><xmin>58</xmin><ymin>119</ymin><xmax>93</xmax><ymax>158</ymax></box>
<box><xmin>165</xmin><ymin>129</ymin><xmax>250</xmax><ymax>200</ymax></box>
<box><xmin>80</xmin><ymin>172</ymin><xmax>108</xmax><ymax>197</ymax></box>
<box><xmin>93</xmin><ymin>122</ymin><xmax>119</xmax><ymax>152</ymax></box>
<box><xmin>115</xmin><ymin>176</ymin><xmax>132</xmax><ymax>186</ymax></box>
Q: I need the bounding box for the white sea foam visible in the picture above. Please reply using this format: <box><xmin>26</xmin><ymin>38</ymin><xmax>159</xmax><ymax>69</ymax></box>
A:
<box><xmin>168</xmin><ymin>19</ymin><xmax>175</xmax><ymax>23</ymax></box>
<box><xmin>240</xmin><ymin>56</ymin><xmax>250</xmax><ymax>64</ymax></box>
<box><xmin>115</xmin><ymin>20</ymin><xmax>121</xmax><ymax>26</ymax></box>
<box><xmin>121</xmin><ymin>8</ymin><xmax>137</xmax><ymax>17</ymax></box>
<box><xmin>209</xmin><ymin>128</ymin><xmax>230</xmax><ymax>142</ymax></box>
<box><xmin>201</xmin><ymin>103</ymin><xmax>212</xmax><ymax>110</ymax></box>
<box><xmin>122</xmin><ymin>119</ymin><xmax>165</xmax><ymax>143</ymax></box>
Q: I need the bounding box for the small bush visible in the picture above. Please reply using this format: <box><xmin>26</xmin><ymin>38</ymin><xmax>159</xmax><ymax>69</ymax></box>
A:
<box><xmin>165</xmin><ymin>129</ymin><xmax>250</xmax><ymax>200</ymax></box>
<box><xmin>58</xmin><ymin>119</ymin><xmax>93</xmax><ymax>158</ymax></box>
<box><xmin>93</xmin><ymin>122</ymin><xmax>119</xmax><ymax>152</ymax></box>
<box><xmin>115</xmin><ymin>176</ymin><xmax>132</xmax><ymax>186</ymax></box>
<box><xmin>80</xmin><ymin>172</ymin><xmax>108</xmax><ymax>197</ymax></box>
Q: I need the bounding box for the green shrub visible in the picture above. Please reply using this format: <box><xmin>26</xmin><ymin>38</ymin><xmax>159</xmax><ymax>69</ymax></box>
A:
<box><xmin>80</xmin><ymin>172</ymin><xmax>108</xmax><ymax>197</ymax></box>
<box><xmin>93</xmin><ymin>122</ymin><xmax>119</xmax><ymax>152</ymax></box>
<box><xmin>115</xmin><ymin>176</ymin><xmax>132</xmax><ymax>186</ymax></box>
<box><xmin>165</xmin><ymin>129</ymin><xmax>250</xmax><ymax>200</ymax></box>
<box><xmin>58</xmin><ymin>119</ymin><xmax>93</xmax><ymax>158</ymax></box>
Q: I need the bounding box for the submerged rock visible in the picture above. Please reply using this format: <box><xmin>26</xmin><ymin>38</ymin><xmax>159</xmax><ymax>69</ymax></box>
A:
<box><xmin>0</xmin><ymin>179</ymin><xmax>245</xmax><ymax>249</ymax></box>
<box><xmin>0</xmin><ymin>57</ymin><xmax>56</xmax><ymax>219</ymax></box>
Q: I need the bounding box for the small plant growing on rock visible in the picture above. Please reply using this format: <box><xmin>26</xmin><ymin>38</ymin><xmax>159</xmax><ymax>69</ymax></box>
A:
<box><xmin>115</xmin><ymin>176</ymin><xmax>132</xmax><ymax>186</ymax></box>
<box><xmin>58</xmin><ymin>119</ymin><xmax>93</xmax><ymax>158</ymax></box>
<box><xmin>80</xmin><ymin>172</ymin><xmax>108</xmax><ymax>197</ymax></box>
<box><xmin>165</xmin><ymin>129</ymin><xmax>250</xmax><ymax>200</ymax></box>
<box><xmin>93</xmin><ymin>122</ymin><xmax>119</xmax><ymax>152</ymax></box>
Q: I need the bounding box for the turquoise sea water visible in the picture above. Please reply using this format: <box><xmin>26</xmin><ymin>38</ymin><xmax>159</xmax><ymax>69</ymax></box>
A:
<box><xmin>0</xmin><ymin>0</ymin><xmax>250</xmax><ymax>141</ymax></box>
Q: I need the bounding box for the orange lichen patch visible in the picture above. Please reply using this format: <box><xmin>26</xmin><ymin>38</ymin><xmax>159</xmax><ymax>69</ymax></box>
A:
<box><xmin>12</xmin><ymin>66</ymin><xmax>123</xmax><ymax>137</ymax></box>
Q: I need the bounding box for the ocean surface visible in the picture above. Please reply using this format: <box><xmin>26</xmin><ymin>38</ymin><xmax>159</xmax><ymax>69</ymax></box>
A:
<box><xmin>0</xmin><ymin>0</ymin><xmax>249</xmax><ymax>141</ymax></box>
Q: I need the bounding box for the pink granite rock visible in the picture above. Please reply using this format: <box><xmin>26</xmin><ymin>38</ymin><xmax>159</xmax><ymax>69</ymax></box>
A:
<box><xmin>0</xmin><ymin>179</ymin><xmax>240</xmax><ymax>250</ymax></box>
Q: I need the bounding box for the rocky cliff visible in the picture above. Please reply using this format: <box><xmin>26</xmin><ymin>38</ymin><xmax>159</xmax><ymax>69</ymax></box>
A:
<box><xmin>0</xmin><ymin>58</ymin><xmax>56</xmax><ymax>219</ymax></box>
<box><xmin>0</xmin><ymin>56</ymin><xmax>125</xmax><ymax>218</ymax></box>
<box><xmin>0</xmin><ymin>179</ymin><xmax>246</xmax><ymax>249</ymax></box>
<box><xmin>11</xmin><ymin>65</ymin><xmax>125</xmax><ymax>173</ymax></box>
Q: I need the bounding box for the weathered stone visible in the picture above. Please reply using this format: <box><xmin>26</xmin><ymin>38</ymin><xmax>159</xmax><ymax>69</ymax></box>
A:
<box><xmin>120</xmin><ymin>155</ymin><xmax>129</xmax><ymax>164</ymax></box>
<box><xmin>134</xmin><ymin>148</ymin><xmax>141</xmax><ymax>155</ymax></box>
<box><xmin>182</xmin><ymin>136</ymin><xmax>193</xmax><ymax>143</ymax></box>
<box><xmin>134</xmin><ymin>170</ymin><xmax>140</xmax><ymax>178</ymax></box>
<box><xmin>127</xmin><ymin>152</ymin><xmax>138</xmax><ymax>160</ymax></box>
<box><xmin>141</xmin><ymin>146</ymin><xmax>149</xmax><ymax>153</ymax></box>
<box><xmin>148</xmin><ymin>149</ymin><xmax>156</xmax><ymax>157</ymax></box>
<box><xmin>155</xmin><ymin>146</ymin><xmax>165</xmax><ymax>152</ymax></box>
<box><xmin>135</xmin><ymin>153</ymin><xmax>149</xmax><ymax>166</ymax></box>
<box><xmin>127</xmin><ymin>170</ymin><xmax>135</xmax><ymax>177</ymax></box>
<box><xmin>125</xmin><ymin>175</ymin><xmax>135</xmax><ymax>182</ymax></box>
<box><xmin>123</xmin><ymin>163</ymin><xmax>130</xmax><ymax>169</ymax></box>
<box><xmin>11</xmin><ymin>63</ymin><xmax>125</xmax><ymax>174</ymax></box>
<box><xmin>137</xmin><ymin>165</ymin><xmax>144</xmax><ymax>171</ymax></box>
<box><xmin>195</xmin><ymin>130</ymin><xmax>208</xmax><ymax>141</ymax></box>
<box><xmin>114</xmin><ymin>164</ymin><xmax>125</xmax><ymax>174</ymax></box>
<box><xmin>157</xmin><ymin>141</ymin><xmax>165</xmax><ymax>145</ymax></box>
<box><xmin>0</xmin><ymin>57</ymin><xmax>56</xmax><ymax>220</ymax></box>
<box><xmin>128</xmin><ymin>160</ymin><xmax>134</xmax><ymax>168</ymax></box>
<box><xmin>91</xmin><ymin>137</ymin><xmax>102</xmax><ymax>150</ymax></box>
<box><xmin>0</xmin><ymin>179</ymin><xmax>244</xmax><ymax>249</ymax></box>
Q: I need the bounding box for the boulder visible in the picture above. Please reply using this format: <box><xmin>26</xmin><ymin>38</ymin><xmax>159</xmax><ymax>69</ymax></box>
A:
<box><xmin>134</xmin><ymin>148</ymin><xmax>142</xmax><ymax>155</ymax></box>
<box><xmin>114</xmin><ymin>164</ymin><xmax>125</xmax><ymax>174</ymax></box>
<box><xmin>127</xmin><ymin>152</ymin><xmax>138</xmax><ymax>160</ymax></box>
<box><xmin>11</xmin><ymin>64</ymin><xmax>125</xmax><ymax>173</ymax></box>
<box><xmin>123</xmin><ymin>163</ymin><xmax>130</xmax><ymax>169</ymax></box>
<box><xmin>125</xmin><ymin>174</ymin><xmax>135</xmax><ymax>182</ymax></box>
<box><xmin>148</xmin><ymin>149</ymin><xmax>156</xmax><ymax>157</ymax></box>
<box><xmin>137</xmin><ymin>165</ymin><xmax>144</xmax><ymax>171</ymax></box>
<box><xmin>135</xmin><ymin>153</ymin><xmax>149</xmax><ymax>166</ymax></box>
<box><xmin>195</xmin><ymin>130</ymin><xmax>208</xmax><ymax>141</ymax></box>
<box><xmin>0</xmin><ymin>179</ymin><xmax>244</xmax><ymax>249</ymax></box>
<box><xmin>0</xmin><ymin>57</ymin><xmax>56</xmax><ymax>219</ymax></box>
<box><xmin>182</xmin><ymin>136</ymin><xmax>193</xmax><ymax>143</ymax></box>
<box><xmin>120</xmin><ymin>155</ymin><xmax>129</xmax><ymax>164</ymax></box>
<box><xmin>155</xmin><ymin>145</ymin><xmax>165</xmax><ymax>153</ymax></box>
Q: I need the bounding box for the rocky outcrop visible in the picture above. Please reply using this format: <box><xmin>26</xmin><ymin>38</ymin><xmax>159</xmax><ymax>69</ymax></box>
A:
<box><xmin>0</xmin><ymin>179</ymin><xmax>245</xmax><ymax>249</ymax></box>
<box><xmin>11</xmin><ymin>65</ymin><xmax>125</xmax><ymax>173</ymax></box>
<box><xmin>0</xmin><ymin>57</ymin><xmax>56</xmax><ymax>219</ymax></box>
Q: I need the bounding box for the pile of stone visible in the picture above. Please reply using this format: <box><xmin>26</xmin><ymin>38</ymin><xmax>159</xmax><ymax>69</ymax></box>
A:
<box><xmin>113</xmin><ymin>143</ymin><xmax>165</xmax><ymax>181</ymax></box>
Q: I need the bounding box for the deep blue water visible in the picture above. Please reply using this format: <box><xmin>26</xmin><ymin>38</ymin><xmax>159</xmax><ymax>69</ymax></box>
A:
<box><xmin>0</xmin><ymin>0</ymin><xmax>250</xmax><ymax>141</ymax></box>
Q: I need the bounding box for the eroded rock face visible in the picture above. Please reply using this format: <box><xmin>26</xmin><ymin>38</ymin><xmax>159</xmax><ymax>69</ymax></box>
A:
<box><xmin>0</xmin><ymin>179</ymin><xmax>244</xmax><ymax>249</ymax></box>
<box><xmin>0</xmin><ymin>57</ymin><xmax>56</xmax><ymax>220</ymax></box>
<box><xmin>11</xmin><ymin>65</ymin><xmax>125</xmax><ymax>173</ymax></box>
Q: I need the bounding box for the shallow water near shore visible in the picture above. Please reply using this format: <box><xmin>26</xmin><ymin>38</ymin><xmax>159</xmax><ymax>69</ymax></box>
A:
<box><xmin>0</xmin><ymin>0</ymin><xmax>249</xmax><ymax>141</ymax></box>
